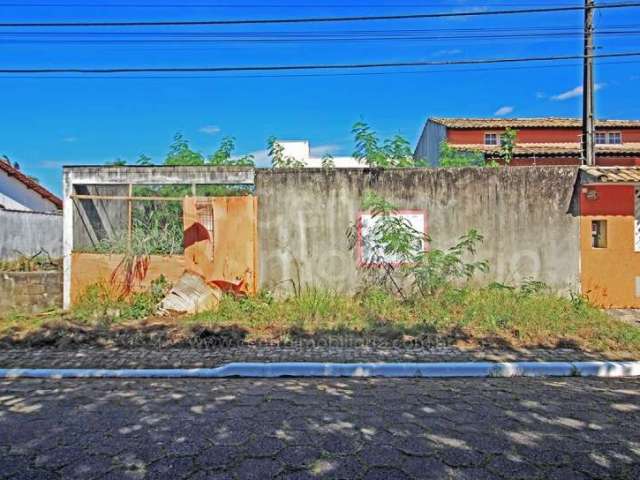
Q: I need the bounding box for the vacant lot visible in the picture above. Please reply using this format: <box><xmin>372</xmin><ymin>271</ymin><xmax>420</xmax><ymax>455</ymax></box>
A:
<box><xmin>2</xmin><ymin>286</ymin><xmax>640</xmax><ymax>356</ymax></box>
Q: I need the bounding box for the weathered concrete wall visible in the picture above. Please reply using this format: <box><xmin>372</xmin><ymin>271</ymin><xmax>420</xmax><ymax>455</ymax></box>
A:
<box><xmin>0</xmin><ymin>209</ymin><xmax>62</xmax><ymax>260</ymax></box>
<box><xmin>0</xmin><ymin>271</ymin><xmax>62</xmax><ymax>313</ymax></box>
<box><xmin>256</xmin><ymin>167</ymin><xmax>581</xmax><ymax>295</ymax></box>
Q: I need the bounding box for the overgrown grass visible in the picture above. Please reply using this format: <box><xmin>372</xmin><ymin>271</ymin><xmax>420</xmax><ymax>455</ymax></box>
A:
<box><xmin>1</xmin><ymin>284</ymin><xmax>639</xmax><ymax>354</ymax></box>
<box><xmin>181</xmin><ymin>287</ymin><xmax>640</xmax><ymax>353</ymax></box>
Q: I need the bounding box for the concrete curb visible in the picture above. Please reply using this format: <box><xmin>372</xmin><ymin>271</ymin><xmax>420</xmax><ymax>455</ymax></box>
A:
<box><xmin>0</xmin><ymin>361</ymin><xmax>639</xmax><ymax>379</ymax></box>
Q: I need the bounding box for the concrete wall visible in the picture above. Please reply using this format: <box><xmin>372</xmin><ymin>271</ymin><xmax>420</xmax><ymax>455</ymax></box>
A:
<box><xmin>0</xmin><ymin>271</ymin><xmax>62</xmax><ymax>313</ymax></box>
<box><xmin>256</xmin><ymin>167</ymin><xmax>581</xmax><ymax>295</ymax></box>
<box><xmin>0</xmin><ymin>209</ymin><xmax>63</xmax><ymax>260</ymax></box>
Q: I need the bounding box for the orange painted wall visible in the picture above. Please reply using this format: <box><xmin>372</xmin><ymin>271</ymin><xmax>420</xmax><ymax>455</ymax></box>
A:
<box><xmin>71</xmin><ymin>196</ymin><xmax>258</xmax><ymax>304</ymax></box>
<box><xmin>580</xmin><ymin>215</ymin><xmax>640</xmax><ymax>307</ymax></box>
<box><xmin>183</xmin><ymin>196</ymin><xmax>258</xmax><ymax>294</ymax></box>
<box><xmin>70</xmin><ymin>253</ymin><xmax>185</xmax><ymax>304</ymax></box>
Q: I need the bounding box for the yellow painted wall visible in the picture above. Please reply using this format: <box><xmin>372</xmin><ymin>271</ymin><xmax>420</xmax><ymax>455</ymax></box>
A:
<box><xmin>580</xmin><ymin>215</ymin><xmax>640</xmax><ymax>307</ymax></box>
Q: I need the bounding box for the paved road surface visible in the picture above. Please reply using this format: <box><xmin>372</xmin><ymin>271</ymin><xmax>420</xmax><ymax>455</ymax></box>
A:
<box><xmin>1</xmin><ymin>378</ymin><xmax>639</xmax><ymax>479</ymax></box>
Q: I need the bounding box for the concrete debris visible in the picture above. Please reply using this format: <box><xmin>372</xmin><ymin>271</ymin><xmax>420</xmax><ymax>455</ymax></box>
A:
<box><xmin>158</xmin><ymin>271</ymin><xmax>222</xmax><ymax>315</ymax></box>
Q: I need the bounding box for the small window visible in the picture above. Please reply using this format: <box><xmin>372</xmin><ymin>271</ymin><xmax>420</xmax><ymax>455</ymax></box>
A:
<box><xmin>609</xmin><ymin>132</ymin><xmax>622</xmax><ymax>144</ymax></box>
<box><xmin>592</xmin><ymin>220</ymin><xmax>607</xmax><ymax>248</ymax></box>
<box><xmin>484</xmin><ymin>133</ymin><xmax>498</xmax><ymax>145</ymax></box>
<box><xmin>594</xmin><ymin>132</ymin><xmax>622</xmax><ymax>144</ymax></box>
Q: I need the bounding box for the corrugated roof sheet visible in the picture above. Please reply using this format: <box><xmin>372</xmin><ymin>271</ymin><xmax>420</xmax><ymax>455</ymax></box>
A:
<box><xmin>581</xmin><ymin>166</ymin><xmax>640</xmax><ymax>183</ymax></box>
<box><xmin>451</xmin><ymin>142</ymin><xmax>640</xmax><ymax>157</ymax></box>
<box><xmin>430</xmin><ymin>117</ymin><xmax>640</xmax><ymax>129</ymax></box>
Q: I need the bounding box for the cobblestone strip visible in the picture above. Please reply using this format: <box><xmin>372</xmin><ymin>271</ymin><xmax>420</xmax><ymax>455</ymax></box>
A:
<box><xmin>0</xmin><ymin>347</ymin><xmax>634</xmax><ymax>370</ymax></box>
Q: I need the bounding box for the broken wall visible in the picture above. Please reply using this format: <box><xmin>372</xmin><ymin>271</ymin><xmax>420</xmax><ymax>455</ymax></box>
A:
<box><xmin>255</xmin><ymin>167</ymin><xmax>581</xmax><ymax>295</ymax></box>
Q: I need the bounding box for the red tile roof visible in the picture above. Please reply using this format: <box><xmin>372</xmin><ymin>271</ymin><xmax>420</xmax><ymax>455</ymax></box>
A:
<box><xmin>581</xmin><ymin>166</ymin><xmax>640</xmax><ymax>183</ymax></box>
<box><xmin>430</xmin><ymin>117</ymin><xmax>640</xmax><ymax>129</ymax></box>
<box><xmin>0</xmin><ymin>159</ymin><xmax>62</xmax><ymax>209</ymax></box>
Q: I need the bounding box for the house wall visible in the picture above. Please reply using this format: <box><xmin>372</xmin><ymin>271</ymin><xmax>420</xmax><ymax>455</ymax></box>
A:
<box><xmin>447</xmin><ymin>128</ymin><xmax>640</xmax><ymax>144</ymax></box>
<box><xmin>0</xmin><ymin>209</ymin><xmax>63</xmax><ymax>260</ymax></box>
<box><xmin>579</xmin><ymin>183</ymin><xmax>640</xmax><ymax>308</ymax></box>
<box><xmin>0</xmin><ymin>169</ymin><xmax>58</xmax><ymax>212</ymax></box>
<box><xmin>414</xmin><ymin>121</ymin><xmax>447</xmax><ymax>166</ymax></box>
<box><xmin>509</xmin><ymin>157</ymin><xmax>581</xmax><ymax>166</ymax></box>
<box><xmin>255</xmin><ymin>167</ymin><xmax>581</xmax><ymax>295</ymax></box>
<box><xmin>580</xmin><ymin>215</ymin><xmax>640</xmax><ymax>307</ymax></box>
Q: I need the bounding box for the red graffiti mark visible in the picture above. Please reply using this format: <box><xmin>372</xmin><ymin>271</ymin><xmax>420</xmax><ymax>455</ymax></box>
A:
<box><xmin>210</xmin><ymin>278</ymin><xmax>247</xmax><ymax>297</ymax></box>
<box><xmin>183</xmin><ymin>222</ymin><xmax>210</xmax><ymax>249</ymax></box>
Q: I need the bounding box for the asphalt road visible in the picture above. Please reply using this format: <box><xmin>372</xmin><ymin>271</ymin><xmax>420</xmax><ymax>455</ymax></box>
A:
<box><xmin>0</xmin><ymin>377</ymin><xmax>639</xmax><ymax>479</ymax></box>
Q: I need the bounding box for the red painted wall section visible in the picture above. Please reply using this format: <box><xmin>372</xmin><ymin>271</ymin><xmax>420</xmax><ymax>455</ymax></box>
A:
<box><xmin>447</xmin><ymin>128</ymin><xmax>640</xmax><ymax>144</ymax></box>
<box><xmin>580</xmin><ymin>184</ymin><xmax>635</xmax><ymax>216</ymax></box>
<box><xmin>596</xmin><ymin>157</ymin><xmax>640</xmax><ymax>166</ymax></box>
<box><xmin>509</xmin><ymin>157</ymin><xmax>639</xmax><ymax>167</ymax></box>
<box><xmin>510</xmin><ymin>157</ymin><xmax>581</xmax><ymax>166</ymax></box>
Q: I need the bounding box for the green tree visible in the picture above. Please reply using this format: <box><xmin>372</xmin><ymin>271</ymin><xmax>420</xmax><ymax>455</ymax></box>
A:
<box><xmin>268</xmin><ymin>136</ymin><xmax>306</xmax><ymax>168</ymax></box>
<box><xmin>133</xmin><ymin>134</ymin><xmax>254</xmax><ymax>167</ymax></box>
<box><xmin>352</xmin><ymin>191</ymin><xmax>488</xmax><ymax>298</ymax></box>
<box><xmin>351</xmin><ymin>121</ymin><xmax>418</xmax><ymax>168</ymax></box>
<box><xmin>208</xmin><ymin>136</ymin><xmax>254</xmax><ymax>166</ymax></box>
<box><xmin>136</xmin><ymin>154</ymin><xmax>153</xmax><ymax>166</ymax></box>
<box><xmin>321</xmin><ymin>153</ymin><xmax>335</xmax><ymax>169</ymax></box>
<box><xmin>165</xmin><ymin>133</ymin><xmax>206</xmax><ymax>166</ymax></box>
<box><xmin>500</xmin><ymin>128</ymin><xmax>518</xmax><ymax>165</ymax></box>
<box><xmin>107</xmin><ymin>158</ymin><xmax>127</xmax><ymax>166</ymax></box>
<box><xmin>439</xmin><ymin>142</ymin><xmax>485</xmax><ymax>168</ymax></box>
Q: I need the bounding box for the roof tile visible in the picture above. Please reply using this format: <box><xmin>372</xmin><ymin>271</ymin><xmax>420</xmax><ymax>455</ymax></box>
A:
<box><xmin>430</xmin><ymin>117</ymin><xmax>640</xmax><ymax>129</ymax></box>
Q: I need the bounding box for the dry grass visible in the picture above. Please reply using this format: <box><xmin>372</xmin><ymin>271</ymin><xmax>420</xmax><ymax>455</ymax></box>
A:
<box><xmin>0</xmin><ymin>252</ymin><xmax>61</xmax><ymax>272</ymax></box>
<box><xmin>1</xmin><ymin>286</ymin><xmax>639</xmax><ymax>355</ymax></box>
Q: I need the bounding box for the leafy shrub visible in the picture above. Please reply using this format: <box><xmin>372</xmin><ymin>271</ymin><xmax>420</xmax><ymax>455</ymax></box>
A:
<box><xmin>352</xmin><ymin>191</ymin><xmax>488</xmax><ymax>298</ymax></box>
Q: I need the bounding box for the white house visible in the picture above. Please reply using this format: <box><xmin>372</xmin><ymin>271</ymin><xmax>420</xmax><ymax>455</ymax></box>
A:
<box><xmin>0</xmin><ymin>156</ymin><xmax>61</xmax><ymax>212</ymax></box>
<box><xmin>278</xmin><ymin>141</ymin><xmax>368</xmax><ymax>168</ymax></box>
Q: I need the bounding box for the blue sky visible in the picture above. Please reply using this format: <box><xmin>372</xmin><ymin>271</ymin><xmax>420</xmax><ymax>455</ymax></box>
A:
<box><xmin>1</xmin><ymin>0</ymin><xmax>639</xmax><ymax>196</ymax></box>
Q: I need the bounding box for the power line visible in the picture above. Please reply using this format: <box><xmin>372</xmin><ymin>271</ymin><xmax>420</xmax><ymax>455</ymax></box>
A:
<box><xmin>2</xmin><ymin>29</ymin><xmax>639</xmax><ymax>45</ymax></box>
<box><xmin>1</xmin><ymin>2</ymin><xmax>639</xmax><ymax>27</ymax></box>
<box><xmin>2</xmin><ymin>59</ymin><xmax>638</xmax><ymax>80</ymax></box>
<box><xmin>0</xmin><ymin>2</ymin><xmax>591</xmax><ymax>8</ymax></box>
<box><xmin>1</xmin><ymin>51</ymin><xmax>639</xmax><ymax>74</ymax></box>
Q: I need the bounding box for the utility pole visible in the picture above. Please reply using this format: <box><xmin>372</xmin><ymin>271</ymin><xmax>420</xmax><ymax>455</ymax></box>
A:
<box><xmin>582</xmin><ymin>0</ymin><xmax>595</xmax><ymax>166</ymax></box>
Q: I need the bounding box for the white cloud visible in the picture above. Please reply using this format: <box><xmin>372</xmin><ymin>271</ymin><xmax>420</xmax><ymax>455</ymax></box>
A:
<box><xmin>62</xmin><ymin>136</ymin><xmax>77</xmax><ymax>143</ymax></box>
<box><xmin>536</xmin><ymin>92</ymin><xmax>547</xmax><ymax>99</ymax></box>
<box><xmin>551</xmin><ymin>83</ymin><xmax>605</xmax><ymax>101</ymax></box>
<box><xmin>494</xmin><ymin>106</ymin><xmax>514</xmax><ymax>116</ymax></box>
<box><xmin>198</xmin><ymin>125</ymin><xmax>221</xmax><ymax>135</ymax></box>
